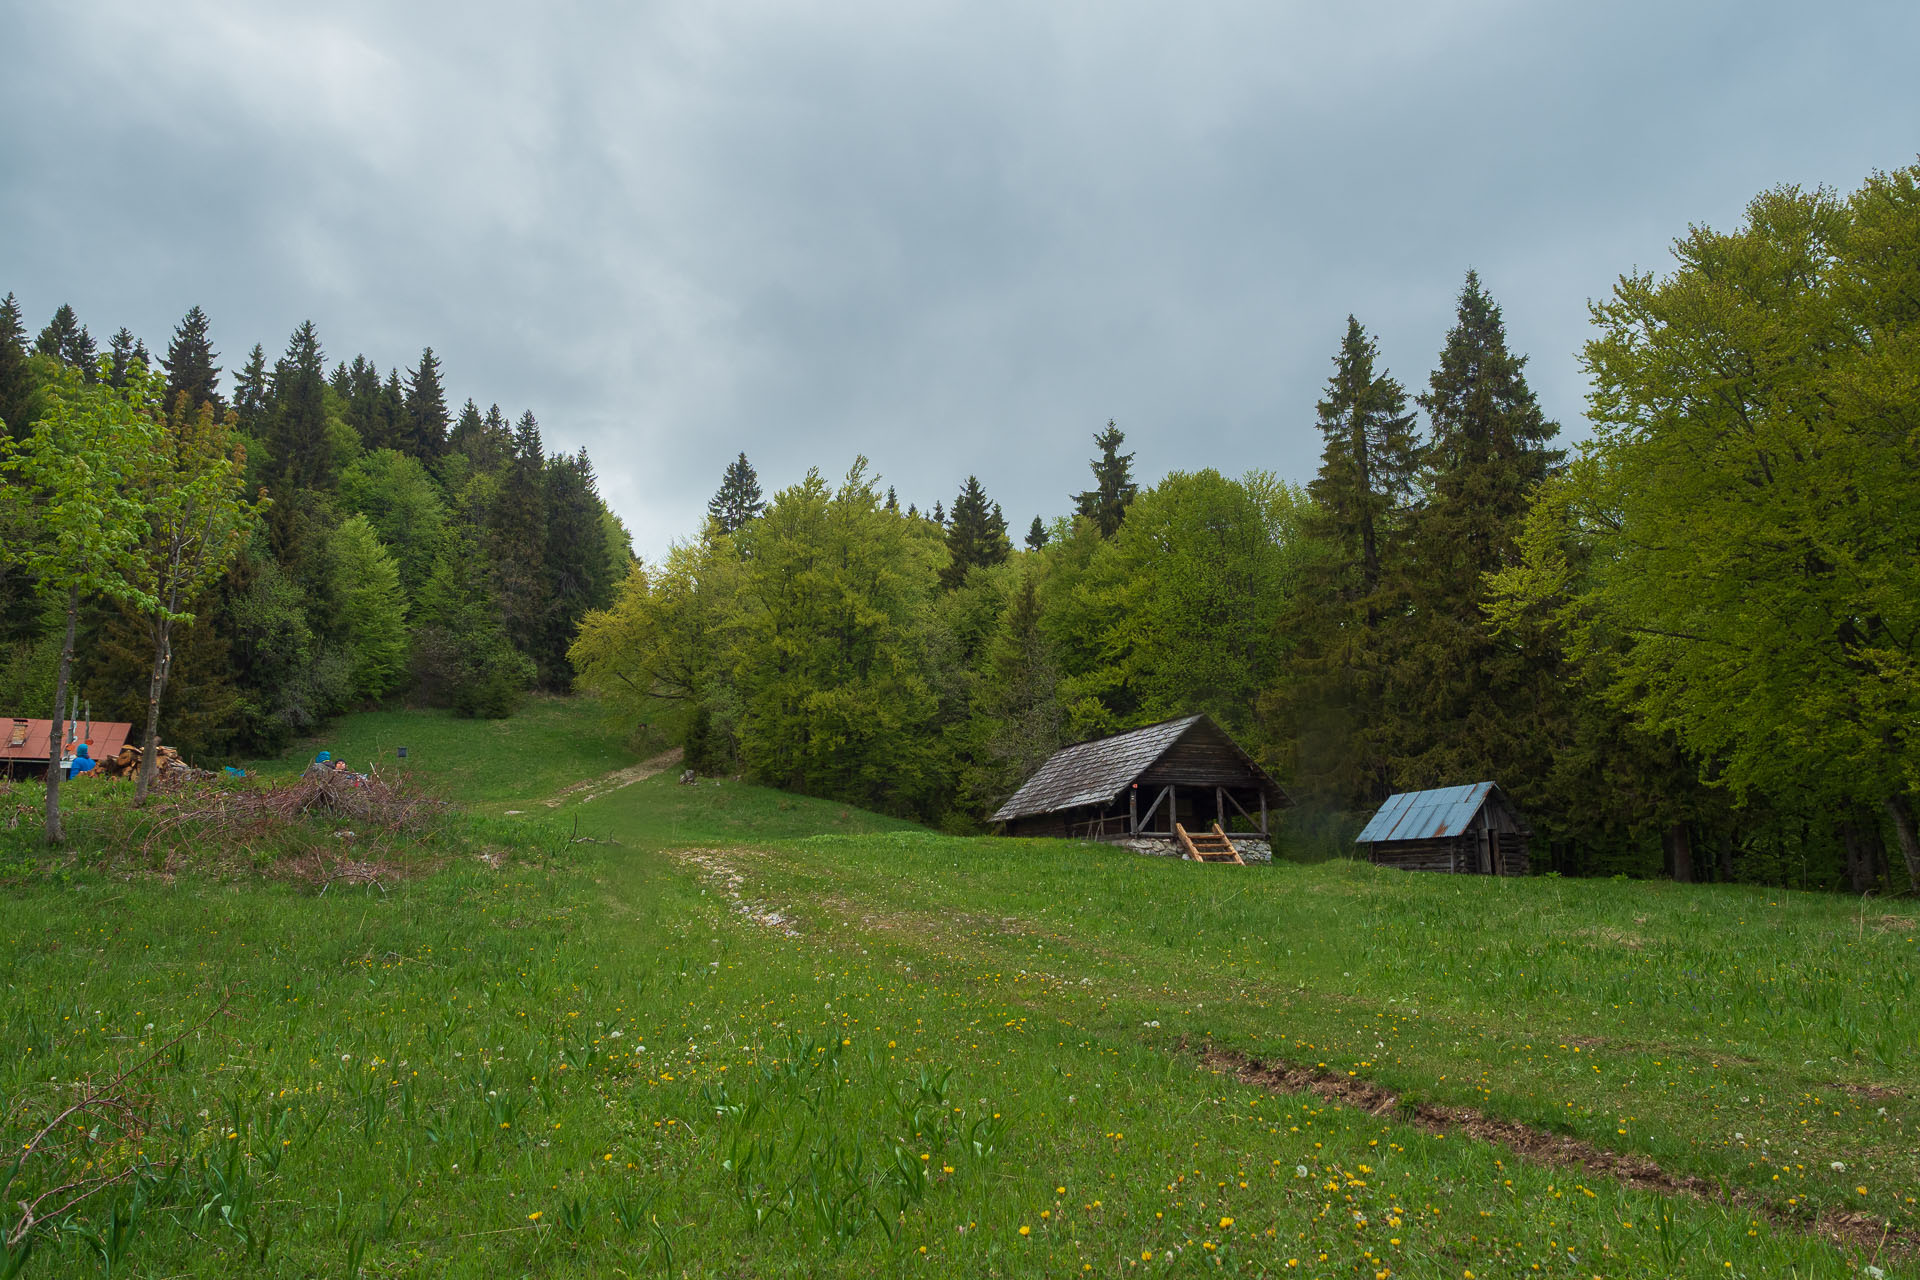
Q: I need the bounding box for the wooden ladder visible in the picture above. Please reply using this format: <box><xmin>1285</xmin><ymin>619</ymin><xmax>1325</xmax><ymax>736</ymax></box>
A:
<box><xmin>1175</xmin><ymin>822</ymin><xmax>1244</xmax><ymax>864</ymax></box>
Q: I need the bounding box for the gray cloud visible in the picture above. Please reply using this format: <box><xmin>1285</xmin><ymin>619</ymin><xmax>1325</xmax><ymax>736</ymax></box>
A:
<box><xmin>5</xmin><ymin>0</ymin><xmax>1916</xmax><ymax>555</ymax></box>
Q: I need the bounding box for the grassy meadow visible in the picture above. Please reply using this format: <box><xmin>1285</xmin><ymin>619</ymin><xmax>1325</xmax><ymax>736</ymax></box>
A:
<box><xmin>0</xmin><ymin>700</ymin><xmax>1912</xmax><ymax>1277</ymax></box>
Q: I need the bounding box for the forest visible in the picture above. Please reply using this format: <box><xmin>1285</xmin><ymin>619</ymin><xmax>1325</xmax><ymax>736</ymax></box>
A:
<box><xmin>0</xmin><ymin>304</ymin><xmax>632</xmax><ymax>768</ymax></box>
<box><xmin>4</xmin><ymin>164</ymin><xmax>1917</xmax><ymax>891</ymax></box>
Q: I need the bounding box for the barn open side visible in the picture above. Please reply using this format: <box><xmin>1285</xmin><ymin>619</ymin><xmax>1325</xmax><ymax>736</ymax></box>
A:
<box><xmin>990</xmin><ymin>715</ymin><xmax>1290</xmax><ymax>858</ymax></box>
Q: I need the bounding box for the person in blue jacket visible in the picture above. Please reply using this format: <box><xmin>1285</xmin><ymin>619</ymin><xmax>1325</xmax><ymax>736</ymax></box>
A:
<box><xmin>66</xmin><ymin>742</ymin><xmax>96</xmax><ymax>780</ymax></box>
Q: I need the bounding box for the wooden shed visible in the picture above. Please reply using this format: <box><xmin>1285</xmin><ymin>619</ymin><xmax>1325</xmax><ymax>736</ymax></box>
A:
<box><xmin>990</xmin><ymin>715</ymin><xmax>1290</xmax><ymax>856</ymax></box>
<box><xmin>1356</xmin><ymin>782</ymin><xmax>1530</xmax><ymax>875</ymax></box>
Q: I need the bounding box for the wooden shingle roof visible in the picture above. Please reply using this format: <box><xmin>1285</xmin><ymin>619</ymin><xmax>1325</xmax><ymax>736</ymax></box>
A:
<box><xmin>990</xmin><ymin>715</ymin><xmax>1287</xmax><ymax>824</ymax></box>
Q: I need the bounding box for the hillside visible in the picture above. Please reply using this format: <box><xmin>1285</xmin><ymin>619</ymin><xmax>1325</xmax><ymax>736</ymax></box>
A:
<box><xmin>0</xmin><ymin>698</ymin><xmax>1911</xmax><ymax>1277</ymax></box>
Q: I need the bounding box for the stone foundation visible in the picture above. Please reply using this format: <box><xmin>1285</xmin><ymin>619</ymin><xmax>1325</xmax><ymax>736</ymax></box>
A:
<box><xmin>1101</xmin><ymin>836</ymin><xmax>1272</xmax><ymax>864</ymax></box>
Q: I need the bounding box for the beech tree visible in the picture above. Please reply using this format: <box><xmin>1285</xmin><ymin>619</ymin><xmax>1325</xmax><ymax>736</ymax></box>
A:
<box><xmin>1492</xmin><ymin>169</ymin><xmax>1920</xmax><ymax>888</ymax></box>
<box><xmin>0</xmin><ymin>363</ymin><xmax>159</xmax><ymax>840</ymax></box>
<box><xmin>126</xmin><ymin>387</ymin><xmax>264</xmax><ymax>800</ymax></box>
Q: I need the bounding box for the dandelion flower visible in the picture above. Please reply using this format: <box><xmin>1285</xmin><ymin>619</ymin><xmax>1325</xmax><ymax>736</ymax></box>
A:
<box><xmin>528</xmin><ymin>1211</ymin><xmax>542</xmax><ymax>1221</ymax></box>
<box><xmin>1220</xmin><ymin>1217</ymin><xmax>1234</xmax><ymax>1228</ymax></box>
<box><xmin>1019</xmin><ymin>1225</ymin><xmax>1031</xmax><ymax>1236</ymax></box>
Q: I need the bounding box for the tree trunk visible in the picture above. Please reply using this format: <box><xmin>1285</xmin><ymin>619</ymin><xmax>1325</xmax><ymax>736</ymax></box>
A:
<box><xmin>1838</xmin><ymin>813</ymin><xmax>1876</xmax><ymax>896</ymax></box>
<box><xmin>1664</xmin><ymin>821</ymin><xmax>1693</xmax><ymax>884</ymax></box>
<box><xmin>44</xmin><ymin>589</ymin><xmax>78</xmax><ymax>845</ymax></box>
<box><xmin>1716</xmin><ymin>835</ymin><xmax>1735</xmax><ymax>883</ymax></box>
<box><xmin>135</xmin><ymin>617</ymin><xmax>174</xmax><ymax>804</ymax></box>
<box><xmin>1886</xmin><ymin>794</ymin><xmax>1920</xmax><ymax>895</ymax></box>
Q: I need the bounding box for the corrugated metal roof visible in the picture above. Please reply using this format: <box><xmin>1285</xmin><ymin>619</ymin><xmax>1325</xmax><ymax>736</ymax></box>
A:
<box><xmin>1355</xmin><ymin>782</ymin><xmax>1502</xmax><ymax>843</ymax></box>
<box><xmin>991</xmin><ymin>716</ymin><xmax>1203</xmax><ymax>823</ymax></box>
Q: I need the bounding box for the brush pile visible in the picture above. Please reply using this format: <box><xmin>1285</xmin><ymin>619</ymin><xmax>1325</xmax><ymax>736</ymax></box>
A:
<box><xmin>129</xmin><ymin>770</ymin><xmax>446</xmax><ymax>874</ymax></box>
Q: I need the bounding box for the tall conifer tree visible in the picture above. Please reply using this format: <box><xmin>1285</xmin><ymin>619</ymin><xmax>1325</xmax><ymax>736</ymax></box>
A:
<box><xmin>1073</xmin><ymin>421</ymin><xmax>1137</xmax><ymax>537</ymax></box>
<box><xmin>1270</xmin><ymin>318</ymin><xmax>1422</xmax><ymax>809</ymax></box>
<box><xmin>0</xmin><ymin>293</ymin><xmax>33</xmax><ymax>438</ymax></box>
<box><xmin>489</xmin><ymin>411</ymin><xmax>551</xmax><ymax>662</ymax></box>
<box><xmin>707</xmin><ymin>452</ymin><xmax>766</xmax><ymax>532</ymax></box>
<box><xmin>162</xmin><ymin>305</ymin><xmax>221</xmax><ymax>412</ymax></box>
<box><xmin>107</xmin><ymin>328</ymin><xmax>146</xmax><ymax>389</ymax></box>
<box><xmin>941</xmin><ymin>476</ymin><xmax>1011</xmax><ymax>589</ymax></box>
<box><xmin>35</xmin><ymin>305</ymin><xmax>96</xmax><ymax>379</ymax></box>
<box><xmin>336</xmin><ymin>355</ymin><xmax>384</xmax><ymax>445</ymax></box>
<box><xmin>1380</xmin><ymin>272</ymin><xmax>1564</xmax><ymax>792</ymax></box>
<box><xmin>403</xmin><ymin>347</ymin><xmax>450</xmax><ymax>458</ymax></box>
<box><xmin>232</xmin><ymin>344</ymin><xmax>271</xmax><ymax>439</ymax></box>
<box><xmin>265</xmin><ymin>322</ymin><xmax>333</xmax><ymax>494</ymax></box>
<box><xmin>1025</xmin><ymin>516</ymin><xmax>1047</xmax><ymax>551</ymax></box>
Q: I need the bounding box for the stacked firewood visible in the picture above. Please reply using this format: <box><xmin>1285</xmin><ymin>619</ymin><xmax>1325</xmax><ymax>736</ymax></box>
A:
<box><xmin>97</xmin><ymin>743</ymin><xmax>205</xmax><ymax>780</ymax></box>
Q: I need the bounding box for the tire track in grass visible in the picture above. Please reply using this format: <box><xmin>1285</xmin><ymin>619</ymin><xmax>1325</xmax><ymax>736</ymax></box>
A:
<box><xmin>542</xmin><ymin>748</ymin><xmax>684</xmax><ymax>808</ymax></box>
<box><xmin>1198</xmin><ymin>1043</ymin><xmax>1914</xmax><ymax>1264</ymax></box>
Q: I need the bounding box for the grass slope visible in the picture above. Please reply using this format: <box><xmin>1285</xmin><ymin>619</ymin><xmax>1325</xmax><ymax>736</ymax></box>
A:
<box><xmin>254</xmin><ymin>696</ymin><xmax>651</xmax><ymax>812</ymax></box>
<box><xmin>0</xmin><ymin>698</ymin><xmax>1911</xmax><ymax>1278</ymax></box>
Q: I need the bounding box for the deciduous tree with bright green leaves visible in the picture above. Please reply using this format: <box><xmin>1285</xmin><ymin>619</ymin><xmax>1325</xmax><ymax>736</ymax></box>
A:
<box><xmin>127</xmin><ymin>385</ymin><xmax>265</xmax><ymax>800</ymax></box>
<box><xmin>1490</xmin><ymin>166</ymin><xmax>1920</xmax><ymax>888</ymax></box>
<box><xmin>732</xmin><ymin>460</ymin><xmax>944</xmax><ymax>813</ymax></box>
<box><xmin>0</xmin><ymin>363</ymin><xmax>161</xmax><ymax>840</ymax></box>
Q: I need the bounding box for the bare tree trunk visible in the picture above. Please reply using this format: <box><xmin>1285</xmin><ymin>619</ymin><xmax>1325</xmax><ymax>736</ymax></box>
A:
<box><xmin>135</xmin><ymin>616</ymin><xmax>173</xmax><ymax>804</ymax></box>
<box><xmin>44</xmin><ymin>589</ymin><xmax>78</xmax><ymax>845</ymax></box>
<box><xmin>1664</xmin><ymin>821</ymin><xmax>1693</xmax><ymax>884</ymax></box>
<box><xmin>1838</xmin><ymin>813</ymin><xmax>1876</xmax><ymax>896</ymax></box>
<box><xmin>1886</xmin><ymin>794</ymin><xmax>1920</xmax><ymax>895</ymax></box>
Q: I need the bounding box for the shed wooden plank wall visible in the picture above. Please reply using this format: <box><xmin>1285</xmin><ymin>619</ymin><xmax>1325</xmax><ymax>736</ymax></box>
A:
<box><xmin>1136</xmin><ymin>722</ymin><xmax>1269</xmax><ymax>790</ymax></box>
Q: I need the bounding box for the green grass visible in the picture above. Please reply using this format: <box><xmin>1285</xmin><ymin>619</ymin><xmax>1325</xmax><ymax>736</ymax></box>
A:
<box><xmin>253</xmin><ymin>696</ymin><xmax>654</xmax><ymax>812</ymax></box>
<box><xmin>0</xmin><ymin>700</ymin><xmax>1912</xmax><ymax>1277</ymax></box>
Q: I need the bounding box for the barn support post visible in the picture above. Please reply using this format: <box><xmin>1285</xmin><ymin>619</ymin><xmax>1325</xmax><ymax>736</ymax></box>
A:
<box><xmin>1129</xmin><ymin>787</ymin><xmax>1138</xmax><ymax>836</ymax></box>
<box><xmin>1215</xmin><ymin>786</ymin><xmax>1224</xmax><ymax>830</ymax></box>
<box><xmin>1259</xmin><ymin>792</ymin><xmax>1267</xmax><ymax>837</ymax></box>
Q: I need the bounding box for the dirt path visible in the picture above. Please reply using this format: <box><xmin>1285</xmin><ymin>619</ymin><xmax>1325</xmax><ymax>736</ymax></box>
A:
<box><xmin>544</xmin><ymin>747</ymin><xmax>684</xmax><ymax>807</ymax></box>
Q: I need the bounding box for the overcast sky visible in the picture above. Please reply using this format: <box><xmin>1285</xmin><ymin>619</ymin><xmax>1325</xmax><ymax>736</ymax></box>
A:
<box><xmin>4</xmin><ymin>1</ymin><xmax>1916</xmax><ymax>556</ymax></box>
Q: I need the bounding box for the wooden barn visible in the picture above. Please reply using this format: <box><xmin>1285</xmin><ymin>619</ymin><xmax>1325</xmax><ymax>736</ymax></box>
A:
<box><xmin>990</xmin><ymin>715</ymin><xmax>1290</xmax><ymax>860</ymax></box>
<box><xmin>1356</xmin><ymin>782</ymin><xmax>1530</xmax><ymax>875</ymax></box>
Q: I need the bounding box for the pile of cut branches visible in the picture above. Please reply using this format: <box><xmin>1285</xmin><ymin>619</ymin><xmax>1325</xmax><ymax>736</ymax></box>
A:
<box><xmin>127</xmin><ymin>771</ymin><xmax>447</xmax><ymax>875</ymax></box>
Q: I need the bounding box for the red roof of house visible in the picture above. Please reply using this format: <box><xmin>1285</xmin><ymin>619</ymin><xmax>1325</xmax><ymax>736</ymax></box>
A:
<box><xmin>0</xmin><ymin>717</ymin><xmax>134</xmax><ymax>762</ymax></box>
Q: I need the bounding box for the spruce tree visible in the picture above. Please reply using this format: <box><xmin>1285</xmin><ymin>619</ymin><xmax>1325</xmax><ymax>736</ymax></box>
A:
<box><xmin>162</xmin><ymin>304</ymin><xmax>221</xmax><ymax>413</ymax></box>
<box><xmin>1024</xmin><ymin>516</ymin><xmax>1046</xmax><ymax>551</ymax></box>
<box><xmin>107</xmin><ymin>328</ymin><xmax>144</xmax><ymax>388</ymax></box>
<box><xmin>885</xmin><ymin>486</ymin><xmax>898</xmax><ymax>512</ymax></box>
<box><xmin>1271</xmin><ymin>317</ymin><xmax>1422</xmax><ymax>810</ymax></box>
<box><xmin>378</xmin><ymin>369</ymin><xmax>406</xmax><ymax>451</ymax></box>
<box><xmin>264</xmin><ymin>321</ymin><xmax>334</xmax><ymax>494</ymax></box>
<box><xmin>707</xmin><ymin>452</ymin><xmax>766</xmax><ymax>533</ymax></box>
<box><xmin>449</xmin><ymin>398</ymin><xmax>484</xmax><ymax>456</ymax></box>
<box><xmin>931</xmin><ymin>501</ymin><xmax>944</xmax><ymax>525</ymax></box>
<box><xmin>0</xmin><ymin>293</ymin><xmax>33</xmax><ymax>438</ymax></box>
<box><xmin>337</xmin><ymin>355</ymin><xmax>385</xmax><ymax>446</ymax></box>
<box><xmin>35</xmin><ymin>305</ymin><xmax>96</xmax><ymax>379</ymax></box>
<box><xmin>540</xmin><ymin>448</ymin><xmax>619</xmax><ymax>684</ymax></box>
<box><xmin>232</xmin><ymin>344</ymin><xmax>271</xmax><ymax>439</ymax></box>
<box><xmin>1306</xmin><ymin>316</ymin><xmax>1421</xmax><ymax>604</ymax></box>
<box><xmin>489</xmin><ymin>411</ymin><xmax>551</xmax><ymax>662</ymax></box>
<box><xmin>1380</xmin><ymin>271</ymin><xmax>1564</xmax><ymax>792</ymax></box>
<box><xmin>1073</xmin><ymin>420</ymin><xmax>1137</xmax><ymax>537</ymax></box>
<box><xmin>940</xmin><ymin>476</ymin><xmax>1011</xmax><ymax>589</ymax></box>
<box><xmin>477</xmin><ymin>404</ymin><xmax>513</xmax><ymax>471</ymax></box>
<box><xmin>403</xmin><ymin>347</ymin><xmax>450</xmax><ymax>458</ymax></box>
